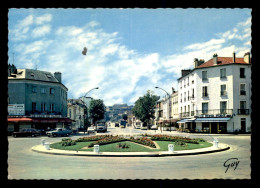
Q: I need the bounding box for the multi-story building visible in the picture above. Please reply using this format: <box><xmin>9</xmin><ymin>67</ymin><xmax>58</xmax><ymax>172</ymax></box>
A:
<box><xmin>177</xmin><ymin>52</ymin><xmax>251</xmax><ymax>133</ymax></box>
<box><xmin>7</xmin><ymin>64</ymin><xmax>72</xmax><ymax>134</ymax></box>
<box><xmin>67</xmin><ymin>99</ymin><xmax>86</xmax><ymax>131</ymax></box>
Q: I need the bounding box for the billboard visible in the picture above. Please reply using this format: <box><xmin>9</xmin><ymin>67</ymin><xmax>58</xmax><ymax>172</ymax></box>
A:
<box><xmin>8</xmin><ymin>104</ymin><xmax>25</xmax><ymax>116</ymax></box>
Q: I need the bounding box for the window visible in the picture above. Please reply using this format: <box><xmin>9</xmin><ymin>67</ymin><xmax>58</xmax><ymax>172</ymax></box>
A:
<box><xmin>50</xmin><ymin>103</ymin><xmax>55</xmax><ymax>112</ymax></box>
<box><xmin>221</xmin><ymin>85</ymin><xmax>227</xmax><ymax>96</ymax></box>
<box><xmin>240</xmin><ymin>101</ymin><xmax>246</xmax><ymax>109</ymax></box>
<box><xmin>184</xmin><ymin>92</ymin><xmax>186</xmax><ymax>102</ymax></box>
<box><xmin>240</xmin><ymin>84</ymin><xmax>246</xmax><ymax>95</ymax></box>
<box><xmin>240</xmin><ymin>68</ymin><xmax>246</xmax><ymax>78</ymax></box>
<box><xmin>192</xmin><ymin>80</ymin><xmax>194</xmax><ymax>84</ymax></box>
<box><xmin>220</xmin><ymin>68</ymin><xmax>226</xmax><ymax>78</ymax></box>
<box><xmin>220</xmin><ymin>101</ymin><xmax>227</xmax><ymax>113</ymax></box>
<box><xmin>180</xmin><ymin>94</ymin><xmax>182</xmax><ymax>103</ymax></box>
<box><xmin>32</xmin><ymin>102</ymin><xmax>37</xmax><ymax>112</ymax></box>
<box><xmin>202</xmin><ymin>86</ymin><xmax>208</xmax><ymax>97</ymax></box>
<box><xmin>32</xmin><ymin>86</ymin><xmax>37</xmax><ymax>93</ymax></box>
<box><xmin>202</xmin><ymin>103</ymin><xmax>208</xmax><ymax>114</ymax></box>
<box><xmin>188</xmin><ymin>91</ymin><xmax>190</xmax><ymax>101</ymax></box>
<box><xmin>41</xmin><ymin>88</ymin><xmax>46</xmax><ymax>94</ymax></box>
<box><xmin>192</xmin><ymin>88</ymin><xmax>194</xmax><ymax>99</ymax></box>
<box><xmin>202</xmin><ymin>71</ymin><xmax>208</xmax><ymax>81</ymax></box>
<box><xmin>69</xmin><ymin>109</ymin><xmax>72</xmax><ymax>118</ymax></box>
<box><xmin>50</xmin><ymin>88</ymin><xmax>55</xmax><ymax>94</ymax></box>
<box><xmin>41</xmin><ymin>103</ymin><xmax>46</xmax><ymax>112</ymax></box>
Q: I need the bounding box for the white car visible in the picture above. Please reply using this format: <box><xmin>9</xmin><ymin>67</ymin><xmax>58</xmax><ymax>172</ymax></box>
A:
<box><xmin>150</xmin><ymin>125</ymin><xmax>158</xmax><ymax>130</ymax></box>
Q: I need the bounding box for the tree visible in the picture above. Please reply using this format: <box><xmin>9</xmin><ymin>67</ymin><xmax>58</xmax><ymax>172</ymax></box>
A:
<box><xmin>132</xmin><ymin>90</ymin><xmax>160</xmax><ymax>129</ymax></box>
<box><xmin>89</xmin><ymin>99</ymin><xmax>106</xmax><ymax>126</ymax></box>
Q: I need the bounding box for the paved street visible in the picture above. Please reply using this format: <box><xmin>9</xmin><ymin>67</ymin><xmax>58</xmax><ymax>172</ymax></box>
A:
<box><xmin>8</xmin><ymin>126</ymin><xmax>251</xmax><ymax>180</ymax></box>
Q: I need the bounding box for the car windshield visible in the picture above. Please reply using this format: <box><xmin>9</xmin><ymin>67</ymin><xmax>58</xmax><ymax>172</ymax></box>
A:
<box><xmin>97</xmin><ymin>124</ymin><xmax>105</xmax><ymax>126</ymax></box>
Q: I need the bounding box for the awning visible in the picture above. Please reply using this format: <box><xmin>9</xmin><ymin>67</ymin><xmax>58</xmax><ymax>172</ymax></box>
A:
<box><xmin>177</xmin><ymin>119</ymin><xmax>189</xmax><ymax>123</ymax></box>
<box><xmin>8</xmin><ymin>117</ymin><xmax>74</xmax><ymax>123</ymax></box>
<box><xmin>8</xmin><ymin>117</ymin><xmax>33</xmax><ymax>122</ymax></box>
<box><xmin>195</xmin><ymin>117</ymin><xmax>231</xmax><ymax>122</ymax></box>
<box><xmin>177</xmin><ymin>118</ymin><xmax>196</xmax><ymax>123</ymax></box>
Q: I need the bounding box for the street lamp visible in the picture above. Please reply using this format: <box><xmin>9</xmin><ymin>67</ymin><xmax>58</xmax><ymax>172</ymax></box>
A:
<box><xmin>80</xmin><ymin>87</ymin><xmax>99</xmax><ymax>134</ymax></box>
<box><xmin>155</xmin><ymin>86</ymin><xmax>172</xmax><ymax>132</ymax></box>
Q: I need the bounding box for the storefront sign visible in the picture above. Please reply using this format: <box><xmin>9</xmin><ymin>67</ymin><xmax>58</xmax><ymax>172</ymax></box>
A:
<box><xmin>8</xmin><ymin>104</ymin><xmax>25</xmax><ymax>115</ymax></box>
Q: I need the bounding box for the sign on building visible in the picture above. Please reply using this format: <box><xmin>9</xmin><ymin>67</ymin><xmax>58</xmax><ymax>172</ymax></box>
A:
<box><xmin>8</xmin><ymin>104</ymin><xmax>25</xmax><ymax>115</ymax></box>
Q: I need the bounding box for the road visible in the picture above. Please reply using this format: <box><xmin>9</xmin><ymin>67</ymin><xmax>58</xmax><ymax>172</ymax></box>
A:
<box><xmin>8</xmin><ymin>126</ymin><xmax>251</xmax><ymax>180</ymax></box>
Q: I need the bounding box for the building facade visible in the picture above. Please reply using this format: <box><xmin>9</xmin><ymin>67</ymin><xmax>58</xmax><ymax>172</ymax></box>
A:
<box><xmin>8</xmin><ymin>64</ymin><xmax>72</xmax><ymax>134</ymax></box>
<box><xmin>177</xmin><ymin>52</ymin><xmax>251</xmax><ymax>133</ymax></box>
<box><xmin>67</xmin><ymin>99</ymin><xmax>86</xmax><ymax>131</ymax></box>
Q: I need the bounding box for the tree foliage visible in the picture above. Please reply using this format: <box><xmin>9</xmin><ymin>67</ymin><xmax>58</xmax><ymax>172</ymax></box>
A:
<box><xmin>132</xmin><ymin>90</ymin><xmax>160</xmax><ymax>127</ymax></box>
<box><xmin>89</xmin><ymin>99</ymin><xmax>106</xmax><ymax>124</ymax></box>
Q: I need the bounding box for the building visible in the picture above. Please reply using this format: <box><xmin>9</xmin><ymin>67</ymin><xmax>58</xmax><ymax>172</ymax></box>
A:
<box><xmin>7</xmin><ymin>64</ymin><xmax>72</xmax><ymax>134</ymax></box>
<box><xmin>177</xmin><ymin>52</ymin><xmax>251</xmax><ymax>133</ymax></box>
<box><xmin>154</xmin><ymin>88</ymin><xmax>179</xmax><ymax>130</ymax></box>
<box><xmin>67</xmin><ymin>99</ymin><xmax>86</xmax><ymax>131</ymax></box>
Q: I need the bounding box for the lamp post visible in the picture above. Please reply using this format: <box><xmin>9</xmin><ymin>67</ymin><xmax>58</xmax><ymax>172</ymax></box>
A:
<box><xmin>80</xmin><ymin>87</ymin><xmax>99</xmax><ymax>134</ymax></box>
<box><xmin>155</xmin><ymin>86</ymin><xmax>172</xmax><ymax>132</ymax></box>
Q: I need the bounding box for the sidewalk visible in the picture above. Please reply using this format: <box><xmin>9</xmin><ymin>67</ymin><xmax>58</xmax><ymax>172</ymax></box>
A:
<box><xmin>31</xmin><ymin>142</ymin><xmax>230</xmax><ymax>157</ymax></box>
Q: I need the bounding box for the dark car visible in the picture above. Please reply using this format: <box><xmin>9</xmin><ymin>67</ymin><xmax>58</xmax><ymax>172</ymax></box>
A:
<box><xmin>12</xmin><ymin>128</ymin><xmax>41</xmax><ymax>138</ymax></box>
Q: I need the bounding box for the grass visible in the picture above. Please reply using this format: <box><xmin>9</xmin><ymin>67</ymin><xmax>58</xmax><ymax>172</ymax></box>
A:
<box><xmin>50</xmin><ymin>140</ymin><xmax>213</xmax><ymax>152</ymax></box>
<box><xmin>155</xmin><ymin>141</ymin><xmax>213</xmax><ymax>151</ymax></box>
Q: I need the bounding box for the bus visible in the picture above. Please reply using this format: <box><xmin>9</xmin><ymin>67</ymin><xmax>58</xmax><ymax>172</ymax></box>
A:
<box><xmin>120</xmin><ymin>119</ymin><xmax>127</xmax><ymax>128</ymax></box>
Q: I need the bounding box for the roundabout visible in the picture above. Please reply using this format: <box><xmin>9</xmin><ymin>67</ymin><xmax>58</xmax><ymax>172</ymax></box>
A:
<box><xmin>31</xmin><ymin>134</ymin><xmax>230</xmax><ymax>157</ymax></box>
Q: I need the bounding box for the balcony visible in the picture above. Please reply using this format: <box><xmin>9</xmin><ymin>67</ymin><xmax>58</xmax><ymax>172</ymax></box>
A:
<box><xmin>237</xmin><ymin>109</ymin><xmax>250</xmax><ymax>115</ymax></box>
<box><xmin>196</xmin><ymin>109</ymin><xmax>233</xmax><ymax>116</ymax></box>
<box><xmin>179</xmin><ymin>112</ymin><xmax>190</xmax><ymax>118</ymax></box>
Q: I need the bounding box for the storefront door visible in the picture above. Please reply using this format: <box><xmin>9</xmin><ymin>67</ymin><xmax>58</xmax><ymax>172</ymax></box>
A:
<box><xmin>211</xmin><ymin>122</ymin><xmax>218</xmax><ymax>133</ymax></box>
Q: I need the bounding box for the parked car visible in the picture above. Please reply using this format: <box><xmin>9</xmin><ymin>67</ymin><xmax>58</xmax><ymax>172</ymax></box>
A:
<box><xmin>140</xmin><ymin>125</ymin><xmax>147</xmax><ymax>130</ymax></box>
<box><xmin>46</xmin><ymin>128</ymin><xmax>72</xmax><ymax>137</ymax></box>
<box><xmin>150</xmin><ymin>125</ymin><xmax>158</xmax><ymax>130</ymax></box>
<box><xmin>115</xmin><ymin>123</ymin><xmax>119</xmax><ymax>127</ymax></box>
<box><xmin>12</xmin><ymin>128</ymin><xmax>41</xmax><ymax>138</ymax></box>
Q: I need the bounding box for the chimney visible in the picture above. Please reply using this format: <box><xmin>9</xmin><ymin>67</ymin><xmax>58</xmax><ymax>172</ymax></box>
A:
<box><xmin>194</xmin><ymin>58</ymin><xmax>199</xmax><ymax>68</ymax></box>
<box><xmin>54</xmin><ymin>72</ymin><xmax>62</xmax><ymax>83</ymax></box>
<box><xmin>233</xmin><ymin>52</ymin><xmax>236</xmax><ymax>63</ymax></box>
<box><xmin>244</xmin><ymin>52</ymin><xmax>250</xmax><ymax>64</ymax></box>
<box><xmin>213</xmin><ymin>54</ymin><xmax>218</xmax><ymax>65</ymax></box>
<box><xmin>181</xmin><ymin>69</ymin><xmax>191</xmax><ymax>77</ymax></box>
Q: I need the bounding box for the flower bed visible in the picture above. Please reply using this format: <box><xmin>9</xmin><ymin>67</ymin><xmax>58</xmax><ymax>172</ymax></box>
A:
<box><xmin>88</xmin><ymin>136</ymin><xmax>127</xmax><ymax>147</ymax></box>
<box><xmin>150</xmin><ymin>134</ymin><xmax>201</xmax><ymax>144</ymax></box>
<box><xmin>129</xmin><ymin>136</ymin><xmax>156</xmax><ymax>148</ymax></box>
<box><xmin>75</xmin><ymin>135</ymin><xmax>112</xmax><ymax>142</ymax></box>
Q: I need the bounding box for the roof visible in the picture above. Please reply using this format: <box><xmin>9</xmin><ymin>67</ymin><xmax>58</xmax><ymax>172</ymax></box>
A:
<box><xmin>197</xmin><ymin>57</ymin><xmax>249</xmax><ymax>68</ymax></box>
<box><xmin>178</xmin><ymin>56</ymin><xmax>251</xmax><ymax>81</ymax></box>
<box><xmin>8</xmin><ymin>69</ymin><xmax>59</xmax><ymax>83</ymax></box>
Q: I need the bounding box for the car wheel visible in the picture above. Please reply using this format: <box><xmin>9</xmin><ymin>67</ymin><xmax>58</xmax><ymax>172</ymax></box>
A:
<box><xmin>13</xmin><ymin>134</ymin><xmax>17</xmax><ymax>138</ymax></box>
<box><xmin>31</xmin><ymin>134</ymin><xmax>35</xmax><ymax>137</ymax></box>
<box><xmin>52</xmin><ymin>133</ymin><xmax>57</xmax><ymax>137</ymax></box>
<box><xmin>66</xmin><ymin>134</ymin><xmax>69</xmax><ymax>136</ymax></box>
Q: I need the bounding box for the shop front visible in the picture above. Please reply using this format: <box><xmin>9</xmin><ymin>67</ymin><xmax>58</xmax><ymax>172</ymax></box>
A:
<box><xmin>7</xmin><ymin>116</ymin><xmax>74</xmax><ymax>135</ymax></box>
<box><xmin>195</xmin><ymin>117</ymin><xmax>230</xmax><ymax>133</ymax></box>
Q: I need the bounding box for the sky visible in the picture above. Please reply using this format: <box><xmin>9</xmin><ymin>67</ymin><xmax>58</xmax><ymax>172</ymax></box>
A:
<box><xmin>8</xmin><ymin>8</ymin><xmax>251</xmax><ymax>106</ymax></box>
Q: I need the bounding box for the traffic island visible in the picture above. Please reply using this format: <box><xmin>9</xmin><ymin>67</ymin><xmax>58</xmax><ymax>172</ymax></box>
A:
<box><xmin>31</xmin><ymin>142</ymin><xmax>230</xmax><ymax>157</ymax></box>
<box><xmin>32</xmin><ymin>134</ymin><xmax>230</xmax><ymax>157</ymax></box>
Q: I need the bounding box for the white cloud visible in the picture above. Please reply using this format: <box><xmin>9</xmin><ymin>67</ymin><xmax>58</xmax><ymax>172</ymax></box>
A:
<box><xmin>35</xmin><ymin>14</ymin><xmax>52</xmax><ymax>24</ymax></box>
<box><xmin>32</xmin><ymin>25</ymin><xmax>51</xmax><ymax>38</ymax></box>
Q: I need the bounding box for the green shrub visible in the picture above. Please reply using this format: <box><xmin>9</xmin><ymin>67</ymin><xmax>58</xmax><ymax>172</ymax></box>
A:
<box><xmin>175</xmin><ymin>140</ymin><xmax>187</xmax><ymax>147</ymax></box>
<box><xmin>60</xmin><ymin>138</ymin><xmax>76</xmax><ymax>147</ymax></box>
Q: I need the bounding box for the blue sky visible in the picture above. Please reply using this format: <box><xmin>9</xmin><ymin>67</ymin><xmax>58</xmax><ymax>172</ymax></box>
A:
<box><xmin>8</xmin><ymin>8</ymin><xmax>251</xmax><ymax>106</ymax></box>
